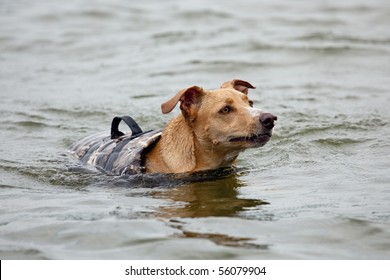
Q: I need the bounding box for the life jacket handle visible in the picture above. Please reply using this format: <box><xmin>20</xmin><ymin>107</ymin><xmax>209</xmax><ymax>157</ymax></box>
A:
<box><xmin>111</xmin><ymin>116</ymin><xmax>143</xmax><ymax>139</ymax></box>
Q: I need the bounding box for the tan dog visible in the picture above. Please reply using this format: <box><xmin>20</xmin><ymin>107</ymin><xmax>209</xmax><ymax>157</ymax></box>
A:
<box><xmin>69</xmin><ymin>79</ymin><xmax>276</xmax><ymax>175</ymax></box>
<box><xmin>144</xmin><ymin>79</ymin><xmax>277</xmax><ymax>173</ymax></box>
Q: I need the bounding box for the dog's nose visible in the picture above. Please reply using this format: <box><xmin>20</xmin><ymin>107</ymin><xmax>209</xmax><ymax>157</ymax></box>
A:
<box><xmin>260</xmin><ymin>113</ymin><xmax>277</xmax><ymax>129</ymax></box>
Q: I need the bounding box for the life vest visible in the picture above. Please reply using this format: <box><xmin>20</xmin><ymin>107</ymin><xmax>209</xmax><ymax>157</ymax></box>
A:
<box><xmin>69</xmin><ymin>116</ymin><xmax>162</xmax><ymax>175</ymax></box>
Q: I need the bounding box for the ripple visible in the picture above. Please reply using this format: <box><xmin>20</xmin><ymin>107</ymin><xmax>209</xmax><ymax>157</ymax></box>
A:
<box><xmin>99</xmin><ymin>167</ymin><xmax>238</xmax><ymax>189</ymax></box>
<box><xmin>152</xmin><ymin>30</ymin><xmax>198</xmax><ymax>42</ymax></box>
<box><xmin>313</xmin><ymin>137</ymin><xmax>366</xmax><ymax>147</ymax></box>
<box><xmin>180</xmin><ymin>230</ymin><xmax>268</xmax><ymax>250</ymax></box>
<box><xmin>14</xmin><ymin>120</ymin><xmax>46</xmax><ymax>128</ymax></box>
<box><xmin>0</xmin><ymin>248</ymin><xmax>47</xmax><ymax>260</ymax></box>
<box><xmin>280</xmin><ymin>112</ymin><xmax>387</xmax><ymax>139</ymax></box>
<box><xmin>298</xmin><ymin>32</ymin><xmax>390</xmax><ymax>46</ymax></box>
<box><xmin>178</xmin><ymin>9</ymin><xmax>232</xmax><ymax>20</ymax></box>
<box><xmin>0</xmin><ymin>184</ymin><xmax>19</xmax><ymax>189</ymax></box>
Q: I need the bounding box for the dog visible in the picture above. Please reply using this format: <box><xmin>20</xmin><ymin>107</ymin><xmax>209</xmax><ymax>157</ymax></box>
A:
<box><xmin>69</xmin><ymin>79</ymin><xmax>277</xmax><ymax>175</ymax></box>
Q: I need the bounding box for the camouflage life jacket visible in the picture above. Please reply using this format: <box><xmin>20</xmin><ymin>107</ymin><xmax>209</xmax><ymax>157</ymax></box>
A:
<box><xmin>69</xmin><ymin>116</ymin><xmax>162</xmax><ymax>175</ymax></box>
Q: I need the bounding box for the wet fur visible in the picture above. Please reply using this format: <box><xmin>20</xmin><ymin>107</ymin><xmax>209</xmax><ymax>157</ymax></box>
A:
<box><xmin>145</xmin><ymin>80</ymin><xmax>276</xmax><ymax>173</ymax></box>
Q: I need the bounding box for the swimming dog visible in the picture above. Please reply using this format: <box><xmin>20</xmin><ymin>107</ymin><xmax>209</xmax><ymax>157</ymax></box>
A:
<box><xmin>69</xmin><ymin>79</ymin><xmax>277</xmax><ymax>175</ymax></box>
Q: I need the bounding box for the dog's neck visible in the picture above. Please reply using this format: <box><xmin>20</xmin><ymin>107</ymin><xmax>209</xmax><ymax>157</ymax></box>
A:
<box><xmin>145</xmin><ymin>114</ymin><xmax>239</xmax><ymax>173</ymax></box>
<box><xmin>156</xmin><ymin>115</ymin><xmax>196</xmax><ymax>173</ymax></box>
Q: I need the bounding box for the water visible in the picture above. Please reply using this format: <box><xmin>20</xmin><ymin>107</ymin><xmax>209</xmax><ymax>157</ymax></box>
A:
<box><xmin>1</xmin><ymin>0</ymin><xmax>390</xmax><ymax>259</ymax></box>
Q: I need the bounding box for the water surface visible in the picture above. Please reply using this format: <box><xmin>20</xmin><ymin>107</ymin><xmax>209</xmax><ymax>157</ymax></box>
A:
<box><xmin>1</xmin><ymin>0</ymin><xmax>390</xmax><ymax>259</ymax></box>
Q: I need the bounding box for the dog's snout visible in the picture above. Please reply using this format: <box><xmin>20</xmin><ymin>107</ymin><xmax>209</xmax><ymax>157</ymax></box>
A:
<box><xmin>260</xmin><ymin>113</ymin><xmax>277</xmax><ymax>129</ymax></box>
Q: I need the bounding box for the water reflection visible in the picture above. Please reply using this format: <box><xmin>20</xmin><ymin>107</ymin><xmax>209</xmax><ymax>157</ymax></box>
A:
<box><xmin>64</xmin><ymin>165</ymin><xmax>272</xmax><ymax>250</ymax></box>
<box><xmin>170</xmin><ymin>218</ymin><xmax>270</xmax><ymax>250</ymax></box>
<box><xmin>151</xmin><ymin>174</ymin><xmax>269</xmax><ymax>218</ymax></box>
<box><xmin>65</xmin><ymin>163</ymin><xmax>270</xmax><ymax>219</ymax></box>
<box><xmin>150</xmin><ymin>174</ymin><xmax>270</xmax><ymax>250</ymax></box>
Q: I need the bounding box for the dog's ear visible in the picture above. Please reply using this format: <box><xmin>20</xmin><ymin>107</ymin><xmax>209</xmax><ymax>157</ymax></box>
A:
<box><xmin>220</xmin><ymin>79</ymin><xmax>255</xmax><ymax>94</ymax></box>
<box><xmin>161</xmin><ymin>86</ymin><xmax>204</xmax><ymax>116</ymax></box>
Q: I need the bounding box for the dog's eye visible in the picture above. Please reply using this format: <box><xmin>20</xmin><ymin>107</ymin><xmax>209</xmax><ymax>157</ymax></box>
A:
<box><xmin>220</xmin><ymin>106</ymin><xmax>232</xmax><ymax>114</ymax></box>
<box><xmin>249</xmin><ymin>100</ymin><xmax>254</xmax><ymax>107</ymax></box>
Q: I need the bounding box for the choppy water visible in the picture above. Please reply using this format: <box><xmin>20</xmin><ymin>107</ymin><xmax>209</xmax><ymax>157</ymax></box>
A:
<box><xmin>1</xmin><ymin>0</ymin><xmax>390</xmax><ymax>259</ymax></box>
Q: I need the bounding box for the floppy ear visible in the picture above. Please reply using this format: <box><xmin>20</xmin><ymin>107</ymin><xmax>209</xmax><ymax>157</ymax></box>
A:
<box><xmin>161</xmin><ymin>86</ymin><xmax>204</xmax><ymax>117</ymax></box>
<box><xmin>220</xmin><ymin>79</ymin><xmax>255</xmax><ymax>94</ymax></box>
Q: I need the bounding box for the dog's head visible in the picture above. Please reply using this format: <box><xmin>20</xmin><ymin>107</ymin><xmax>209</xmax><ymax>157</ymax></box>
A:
<box><xmin>161</xmin><ymin>79</ymin><xmax>277</xmax><ymax>151</ymax></box>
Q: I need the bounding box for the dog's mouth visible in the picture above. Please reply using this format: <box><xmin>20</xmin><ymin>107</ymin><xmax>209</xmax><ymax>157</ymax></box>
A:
<box><xmin>229</xmin><ymin>132</ymin><xmax>272</xmax><ymax>145</ymax></box>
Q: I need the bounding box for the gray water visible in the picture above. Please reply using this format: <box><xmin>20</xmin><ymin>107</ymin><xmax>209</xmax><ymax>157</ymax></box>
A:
<box><xmin>1</xmin><ymin>0</ymin><xmax>390</xmax><ymax>259</ymax></box>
